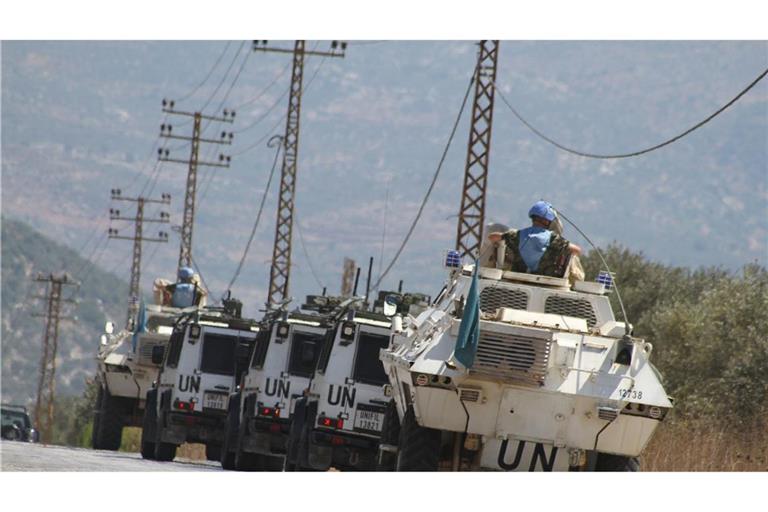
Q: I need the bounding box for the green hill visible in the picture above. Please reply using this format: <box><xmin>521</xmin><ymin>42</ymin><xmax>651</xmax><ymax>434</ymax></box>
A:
<box><xmin>1</xmin><ymin>217</ymin><xmax>128</xmax><ymax>405</ymax></box>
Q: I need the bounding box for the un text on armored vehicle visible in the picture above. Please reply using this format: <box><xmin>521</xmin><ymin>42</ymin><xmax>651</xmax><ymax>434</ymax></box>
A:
<box><xmin>220</xmin><ymin>297</ymin><xmax>333</xmax><ymax>471</ymax></box>
<box><xmin>378</xmin><ymin>241</ymin><xmax>673</xmax><ymax>471</ymax></box>
<box><xmin>140</xmin><ymin>298</ymin><xmax>257</xmax><ymax>462</ymax></box>
<box><xmin>284</xmin><ymin>292</ymin><xmax>430</xmax><ymax>471</ymax></box>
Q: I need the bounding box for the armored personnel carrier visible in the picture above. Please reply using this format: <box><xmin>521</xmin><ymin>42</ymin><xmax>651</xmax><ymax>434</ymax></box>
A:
<box><xmin>378</xmin><ymin>244</ymin><xmax>673</xmax><ymax>471</ymax></box>
<box><xmin>140</xmin><ymin>299</ymin><xmax>258</xmax><ymax>462</ymax></box>
<box><xmin>92</xmin><ymin>304</ymin><xmax>181</xmax><ymax>450</ymax></box>
<box><xmin>284</xmin><ymin>292</ymin><xmax>430</xmax><ymax>471</ymax></box>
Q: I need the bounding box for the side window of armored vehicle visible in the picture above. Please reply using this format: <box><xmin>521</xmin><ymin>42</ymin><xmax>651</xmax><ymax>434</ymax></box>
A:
<box><xmin>287</xmin><ymin>332</ymin><xmax>325</xmax><ymax>378</ymax></box>
<box><xmin>166</xmin><ymin>329</ymin><xmax>185</xmax><ymax>368</ymax></box>
<box><xmin>200</xmin><ymin>333</ymin><xmax>238</xmax><ymax>376</ymax></box>
<box><xmin>352</xmin><ymin>332</ymin><xmax>390</xmax><ymax>386</ymax></box>
<box><xmin>250</xmin><ymin>327</ymin><xmax>272</xmax><ymax>369</ymax></box>
<box><xmin>315</xmin><ymin>328</ymin><xmax>336</xmax><ymax>374</ymax></box>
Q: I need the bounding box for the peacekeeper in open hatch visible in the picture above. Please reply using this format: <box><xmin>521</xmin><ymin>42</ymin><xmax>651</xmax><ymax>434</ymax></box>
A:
<box><xmin>487</xmin><ymin>201</ymin><xmax>582</xmax><ymax>279</ymax></box>
<box><xmin>166</xmin><ymin>266</ymin><xmax>203</xmax><ymax>308</ymax></box>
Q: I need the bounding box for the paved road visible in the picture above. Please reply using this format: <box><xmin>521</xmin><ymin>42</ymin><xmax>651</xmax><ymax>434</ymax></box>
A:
<box><xmin>0</xmin><ymin>441</ymin><xmax>221</xmax><ymax>471</ymax></box>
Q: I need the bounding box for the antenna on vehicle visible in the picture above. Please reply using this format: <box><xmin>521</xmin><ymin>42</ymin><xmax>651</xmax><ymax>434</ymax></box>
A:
<box><xmin>352</xmin><ymin>267</ymin><xmax>361</xmax><ymax>296</ymax></box>
<box><xmin>554</xmin><ymin>207</ymin><xmax>630</xmax><ymax>336</ymax></box>
<box><xmin>364</xmin><ymin>257</ymin><xmax>374</xmax><ymax>309</ymax></box>
<box><xmin>398</xmin><ymin>279</ymin><xmax>403</xmax><ymax>293</ymax></box>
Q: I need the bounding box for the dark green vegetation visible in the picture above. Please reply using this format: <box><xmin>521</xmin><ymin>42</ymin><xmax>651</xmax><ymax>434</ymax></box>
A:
<box><xmin>1</xmin><ymin>217</ymin><xmax>127</xmax><ymax>405</ymax></box>
<box><xmin>581</xmin><ymin>245</ymin><xmax>768</xmax><ymax>426</ymax></box>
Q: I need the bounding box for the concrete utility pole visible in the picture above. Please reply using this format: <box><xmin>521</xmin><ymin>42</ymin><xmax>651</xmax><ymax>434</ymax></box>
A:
<box><xmin>252</xmin><ymin>40</ymin><xmax>346</xmax><ymax>306</ymax></box>
<box><xmin>32</xmin><ymin>272</ymin><xmax>78</xmax><ymax>444</ymax></box>
<box><xmin>455</xmin><ymin>40</ymin><xmax>500</xmax><ymax>259</ymax></box>
<box><xmin>158</xmin><ymin>100</ymin><xmax>235</xmax><ymax>274</ymax></box>
<box><xmin>108</xmin><ymin>189</ymin><xmax>171</xmax><ymax>329</ymax></box>
<box><xmin>340</xmin><ymin>257</ymin><xmax>356</xmax><ymax>297</ymax></box>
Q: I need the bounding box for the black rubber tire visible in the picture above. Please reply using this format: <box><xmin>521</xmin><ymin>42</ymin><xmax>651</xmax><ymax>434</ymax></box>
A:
<box><xmin>376</xmin><ymin>399</ymin><xmax>401</xmax><ymax>471</ymax></box>
<box><xmin>205</xmin><ymin>444</ymin><xmax>222</xmax><ymax>462</ymax></box>
<box><xmin>237</xmin><ymin>450</ymin><xmax>284</xmax><ymax>472</ymax></box>
<box><xmin>153</xmin><ymin>395</ymin><xmax>177</xmax><ymax>462</ymax></box>
<box><xmin>284</xmin><ymin>398</ymin><xmax>307</xmax><ymax>471</ymax></box>
<box><xmin>220</xmin><ymin>393</ymin><xmax>241</xmax><ymax>470</ymax></box>
<box><xmin>140</xmin><ymin>390</ymin><xmax>157</xmax><ymax>460</ymax></box>
<box><xmin>395</xmin><ymin>406</ymin><xmax>441</xmax><ymax>471</ymax></box>
<box><xmin>91</xmin><ymin>384</ymin><xmax>103</xmax><ymax>448</ymax></box>
<box><xmin>92</xmin><ymin>386</ymin><xmax>124</xmax><ymax>451</ymax></box>
<box><xmin>595</xmin><ymin>453</ymin><xmax>640</xmax><ymax>472</ymax></box>
<box><xmin>2</xmin><ymin>425</ymin><xmax>22</xmax><ymax>441</ymax></box>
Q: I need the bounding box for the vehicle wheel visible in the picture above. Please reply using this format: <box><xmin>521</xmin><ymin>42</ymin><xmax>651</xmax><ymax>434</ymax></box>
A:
<box><xmin>2</xmin><ymin>425</ymin><xmax>22</xmax><ymax>441</ymax></box>
<box><xmin>92</xmin><ymin>386</ymin><xmax>124</xmax><ymax>451</ymax></box>
<box><xmin>205</xmin><ymin>444</ymin><xmax>222</xmax><ymax>462</ymax></box>
<box><xmin>140</xmin><ymin>390</ymin><xmax>157</xmax><ymax>460</ymax></box>
<box><xmin>220</xmin><ymin>393</ymin><xmax>241</xmax><ymax>470</ymax></box>
<box><xmin>595</xmin><ymin>453</ymin><xmax>640</xmax><ymax>472</ymax></box>
<box><xmin>376</xmin><ymin>399</ymin><xmax>401</xmax><ymax>471</ymax></box>
<box><xmin>284</xmin><ymin>398</ymin><xmax>307</xmax><ymax>471</ymax></box>
<box><xmin>91</xmin><ymin>384</ymin><xmax>104</xmax><ymax>448</ymax></box>
<box><xmin>396</xmin><ymin>406</ymin><xmax>440</xmax><ymax>471</ymax></box>
<box><xmin>153</xmin><ymin>403</ymin><xmax>177</xmax><ymax>462</ymax></box>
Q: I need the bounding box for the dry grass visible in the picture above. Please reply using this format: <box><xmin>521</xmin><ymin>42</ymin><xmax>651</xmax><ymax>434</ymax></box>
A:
<box><xmin>642</xmin><ymin>417</ymin><xmax>768</xmax><ymax>471</ymax></box>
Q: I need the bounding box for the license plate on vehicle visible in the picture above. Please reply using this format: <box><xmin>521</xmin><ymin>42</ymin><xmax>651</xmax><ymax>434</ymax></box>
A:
<box><xmin>354</xmin><ymin>408</ymin><xmax>384</xmax><ymax>433</ymax></box>
<box><xmin>203</xmin><ymin>392</ymin><xmax>228</xmax><ymax>410</ymax></box>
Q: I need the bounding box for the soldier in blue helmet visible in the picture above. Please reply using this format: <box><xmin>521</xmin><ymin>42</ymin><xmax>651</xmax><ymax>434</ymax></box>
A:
<box><xmin>488</xmin><ymin>201</ymin><xmax>581</xmax><ymax>277</ymax></box>
<box><xmin>166</xmin><ymin>266</ymin><xmax>202</xmax><ymax>308</ymax></box>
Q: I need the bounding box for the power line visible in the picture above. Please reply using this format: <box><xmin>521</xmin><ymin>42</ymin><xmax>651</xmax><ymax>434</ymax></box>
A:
<box><xmin>371</xmin><ymin>71</ymin><xmax>475</xmax><ymax>291</ymax></box>
<box><xmin>176</xmin><ymin>41</ymin><xmax>232</xmax><ymax>103</ymax></box>
<box><xmin>492</xmin><ymin>66</ymin><xmax>768</xmax><ymax>160</ymax></box>
<box><xmin>294</xmin><ymin>212</ymin><xmax>325</xmax><ymax>290</ymax></box>
<box><xmin>232</xmin><ymin>55</ymin><xmax>328</xmax><ymax>156</ymax></box>
<box><xmin>234</xmin><ymin>61</ymin><xmax>292</xmax><ymax>111</ymax></box>
<box><xmin>199</xmin><ymin>41</ymin><xmax>247</xmax><ymax>113</ymax></box>
<box><xmin>225</xmin><ymin>135</ymin><xmax>283</xmax><ymax>292</ymax></box>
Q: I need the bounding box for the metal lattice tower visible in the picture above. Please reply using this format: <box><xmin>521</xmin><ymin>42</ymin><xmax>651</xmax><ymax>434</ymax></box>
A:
<box><xmin>32</xmin><ymin>273</ymin><xmax>77</xmax><ymax>444</ymax></box>
<box><xmin>108</xmin><ymin>189</ymin><xmax>171</xmax><ymax>329</ymax></box>
<box><xmin>252</xmin><ymin>40</ymin><xmax>346</xmax><ymax>305</ymax></box>
<box><xmin>158</xmin><ymin>100</ymin><xmax>235</xmax><ymax>275</ymax></box>
<box><xmin>341</xmin><ymin>258</ymin><xmax>356</xmax><ymax>297</ymax></box>
<box><xmin>455</xmin><ymin>40</ymin><xmax>500</xmax><ymax>259</ymax></box>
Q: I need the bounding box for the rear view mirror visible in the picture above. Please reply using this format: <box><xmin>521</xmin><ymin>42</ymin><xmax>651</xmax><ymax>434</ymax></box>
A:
<box><xmin>104</xmin><ymin>321</ymin><xmax>115</xmax><ymax>334</ymax></box>
<box><xmin>236</xmin><ymin>342</ymin><xmax>251</xmax><ymax>360</ymax></box>
<box><xmin>151</xmin><ymin>345</ymin><xmax>166</xmax><ymax>365</ymax></box>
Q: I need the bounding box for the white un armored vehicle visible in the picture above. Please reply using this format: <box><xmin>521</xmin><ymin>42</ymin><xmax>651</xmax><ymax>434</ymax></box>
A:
<box><xmin>140</xmin><ymin>298</ymin><xmax>258</xmax><ymax>462</ymax></box>
<box><xmin>221</xmin><ymin>296</ymin><xmax>345</xmax><ymax>471</ymax></box>
<box><xmin>92</xmin><ymin>305</ymin><xmax>180</xmax><ymax>450</ymax></box>
<box><xmin>284</xmin><ymin>292</ymin><xmax>430</xmax><ymax>471</ymax></box>
<box><xmin>378</xmin><ymin>241</ymin><xmax>673</xmax><ymax>471</ymax></box>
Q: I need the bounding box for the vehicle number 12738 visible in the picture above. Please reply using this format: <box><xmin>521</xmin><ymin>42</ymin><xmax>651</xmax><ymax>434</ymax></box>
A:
<box><xmin>618</xmin><ymin>389</ymin><xmax>643</xmax><ymax>400</ymax></box>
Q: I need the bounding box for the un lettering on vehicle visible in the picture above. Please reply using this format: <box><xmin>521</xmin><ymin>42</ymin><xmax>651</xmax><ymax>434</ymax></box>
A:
<box><xmin>481</xmin><ymin>438</ymin><xmax>570</xmax><ymax>471</ymax></box>
<box><xmin>264</xmin><ymin>377</ymin><xmax>290</xmax><ymax>398</ymax></box>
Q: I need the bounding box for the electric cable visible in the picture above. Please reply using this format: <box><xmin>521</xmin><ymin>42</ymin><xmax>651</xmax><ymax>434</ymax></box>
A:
<box><xmin>492</xmin><ymin>66</ymin><xmax>768</xmax><ymax>159</ymax></box>
<box><xmin>225</xmin><ymin>135</ymin><xmax>283</xmax><ymax>292</ymax></box>
<box><xmin>234</xmin><ymin>61</ymin><xmax>291</xmax><ymax>111</ymax></box>
<box><xmin>295</xmin><ymin>212</ymin><xmax>325</xmax><ymax>290</ymax></box>
<box><xmin>199</xmin><ymin>41</ymin><xmax>247</xmax><ymax>113</ymax></box>
<box><xmin>371</xmin><ymin>71</ymin><xmax>475</xmax><ymax>291</ymax></box>
<box><xmin>176</xmin><ymin>41</ymin><xmax>232</xmax><ymax>103</ymax></box>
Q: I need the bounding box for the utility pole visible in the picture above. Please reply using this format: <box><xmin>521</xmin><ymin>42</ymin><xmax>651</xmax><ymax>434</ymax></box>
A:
<box><xmin>108</xmin><ymin>189</ymin><xmax>171</xmax><ymax>329</ymax></box>
<box><xmin>455</xmin><ymin>40</ymin><xmax>500</xmax><ymax>259</ymax></box>
<box><xmin>31</xmin><ymin>272</ymin><xmax>78</xmax><ymax>444</ymax></box>
<box><xmin>158</xmin><ymin>100</ymin><xmax>235</xmax><ymax>274</ymax></box>
<box><xmin>340</xmin><ymin>257</ymin><xmax>356</xmax><ymax>297</ymax></box>
<box><xmin>252</xmin><ymin>40</ymin><xmax>347</xmax><ymax>306</ymax></box>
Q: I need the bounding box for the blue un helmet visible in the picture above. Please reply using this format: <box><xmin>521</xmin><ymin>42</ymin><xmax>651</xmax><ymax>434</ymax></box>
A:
<box><xmin>528</xmin><ymin>201</ymin><xmax>557</xmax><ymax>222</ymax></box>
<box><xmin>178</xmin><ymin>266</ymin><xmax>195</xmax><ymax>281</ymax></box>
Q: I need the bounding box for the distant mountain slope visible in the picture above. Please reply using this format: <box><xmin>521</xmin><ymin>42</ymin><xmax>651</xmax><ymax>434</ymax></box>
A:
<box><xmin>1</xmin><ymin>41</ymin><xmax>766</xmax><ymax>318</ymax></box>
<box><xmin>1</xmin><ymin>217</ymin><xmax>128</xmax><ymax>404</ymax></box>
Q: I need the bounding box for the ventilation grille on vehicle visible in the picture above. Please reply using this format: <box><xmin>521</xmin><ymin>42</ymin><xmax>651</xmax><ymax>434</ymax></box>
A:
<box><xmin>470</xmin><ymin>330</ymin><xmax>551</xmax><ymax>386</ymax></box>
<box><xmin>138</xmin><ymin>340</ymin><xmax>163</xmax><ymax>366</ymax></box>
<box><xmin>479</xmin><ymin>287</ymin><xmax>528</xmax><ymax>315</ymax></box>
<box><xmin>544</xmin><ymin>295</ymin><xmax>597</xmax><ymax>327</ymax></box>
<box><xmin>458</xmin><ymin>387</ymin><xmax>481</xmax><ymax>403</ymax></box>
